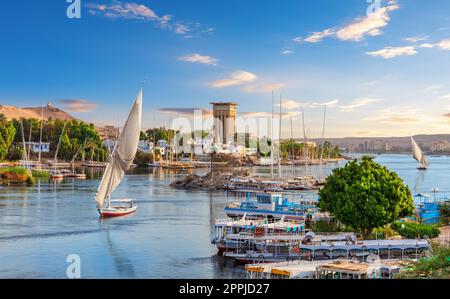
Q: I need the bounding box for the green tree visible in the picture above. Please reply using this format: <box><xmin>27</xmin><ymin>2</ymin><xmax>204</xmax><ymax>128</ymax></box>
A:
<box><xmin>318</xmin><ymin>156</ymin><xmax>414</xmax><ymax>238</ymax></box>
<box><xmin>139</xmin><ymin>131</ymin><xmax>147</xmax><ymax>140</ymax></box>
<box><xmin>0</xmin><ymin>115</ymin><xmax>16</xmax><ymax>161</ymax></box>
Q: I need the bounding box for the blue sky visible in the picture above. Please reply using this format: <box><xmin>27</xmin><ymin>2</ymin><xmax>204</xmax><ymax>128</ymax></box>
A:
<box><xmin>1</xmin><ymin>0</ymin><xmax>450</xmax><ymax>137</ymax></box>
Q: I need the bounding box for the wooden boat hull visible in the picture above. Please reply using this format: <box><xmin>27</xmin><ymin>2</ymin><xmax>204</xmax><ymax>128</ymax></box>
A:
<box><xmin>99</xmin><ymin>205</ymin><xmax>137</xmax><ymax>217</ymax></box>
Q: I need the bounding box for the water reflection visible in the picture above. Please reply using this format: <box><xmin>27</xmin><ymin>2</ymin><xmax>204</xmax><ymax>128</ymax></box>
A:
<box><xmin>100</xmin><ymin>219</ymin><xmax>136</xmax><ymax>278</ymax></box>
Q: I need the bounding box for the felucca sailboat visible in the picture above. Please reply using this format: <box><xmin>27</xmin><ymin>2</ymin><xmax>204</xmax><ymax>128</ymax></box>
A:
<box><xmin>411</xmin><ymin>136</ymin><xmax>429</xmax><ymax>170</ymax></box>
<box><xmin>95</xmin><ymin>89</ymin><xmax>142</xmax><ymax>217</ymax></box>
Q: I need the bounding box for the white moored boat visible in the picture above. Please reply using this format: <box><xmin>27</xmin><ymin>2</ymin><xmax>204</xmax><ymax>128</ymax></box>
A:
<box><xmin>94</xmin><ymin>88</ymin><xmax>142</xmax><ymax>218</ymax></box>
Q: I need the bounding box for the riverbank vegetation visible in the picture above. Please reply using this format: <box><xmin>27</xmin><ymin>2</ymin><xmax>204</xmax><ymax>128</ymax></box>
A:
<box><xmin>0</xmin><ymin>114</ymin><xmax>107</xmax><ymax>163</ymax></box>
<box><xmin>396</xmin><ymin>242</ymin><xmax>450</xmax><ymax>279</ymax></box>
<box><xmin>392</xmin><ymin>221</ymin><xmax>441</xmax><ymax>239</ymax></box>
<box><xmin>0</xmin><ymin>166</ymin><xmax>34</xmax><ymax>185</ymax></box>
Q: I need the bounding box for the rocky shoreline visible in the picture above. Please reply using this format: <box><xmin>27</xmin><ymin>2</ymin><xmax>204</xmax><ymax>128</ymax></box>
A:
<box><xmin>170</xmin><ymin>169</ymin><xmax>250</xmax><ymax>191</ymax></box>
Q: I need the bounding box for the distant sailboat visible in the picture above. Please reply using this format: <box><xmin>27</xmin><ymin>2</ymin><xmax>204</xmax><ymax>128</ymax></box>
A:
<box><xmin>95</xmin><ymin>89</ymin><xmax>142</xmax><ymax>217</ymax></box>
<box><xmin>411</xmin><ymin>137</ymin><xmax>429</xmax><ymax>170</ymax></box>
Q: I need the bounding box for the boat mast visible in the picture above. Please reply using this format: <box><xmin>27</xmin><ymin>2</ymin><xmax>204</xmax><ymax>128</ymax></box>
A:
<box><xmin>319</xmin><ymin>104</ymin><xmax>327</xmax><ymax>179</ymax></box>
<box><xmin>20</xmin><ymin>119</ymin><xmax>29</xmax><ymax>167</ymax></box>
<box><xmin>301</xmin><ymin>107</ymin><xmax>309</xmax><ymax>177</ymax></box>
<box><xmin>290</xmin><ymin>115</ymin><xmax>295</xmax><ymax>178</ymax></box>
<box><xmin>53</xmin><ymin>122</ymin><xmax>67</xmax><ymax>172</ymax></box>
<box><xmin>271</xmin><ymin>90</ymin><xmax>274</xmax><ymax>178</ymax></box>
<box><xmin>38</xmin><ymin>106</ymin><xmax>43</xmax><ymax>166</ymax></box>
<box><xmin>278</xmin><ymin>94</ymin><xmax>282</xmax><ymax>179</ymax></box>
<box><xmin>27</xmin><ymin>122</ymin><xmax>33</xmax><ymax>163</ymax></box>
<box><xmin>152</xmin><ymin>116</ymin><xmax>156</xmax><ymax>165</ymax></box>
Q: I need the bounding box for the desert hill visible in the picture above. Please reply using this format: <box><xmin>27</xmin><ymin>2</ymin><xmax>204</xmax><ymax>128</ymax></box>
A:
<box><xmin>0</xmin><ymin>103</ymin><xmax>75</xmax><ymax>121</ymax></box>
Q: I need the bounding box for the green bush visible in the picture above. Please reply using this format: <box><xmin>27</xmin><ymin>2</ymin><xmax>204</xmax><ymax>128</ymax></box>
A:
<box><xmin>396</xmin><ymin>243</ymin><xmax>450</xmax><ymax>279</ymax></box>
<box><xmin>312</xmin><ymin>220</ymin><xmax>352</xmax><ymax>233</ymax></box>
<box><xmin>31</xmin><ymin>170</ymin><xmax>50</xmax><ymax>178</ymax></box>
<box><xmin>439</xmin><ymin>203</ymin><xmax>450</xmax><ymax>225</ymax></box>
<box><xmin>133</xmin><ymin>151</ymin><xmax>153</xmax><ymax>167</ymax></box>
<box><xmin>393</xmin><ymin>221</ymin><xmax>440</xmax><ymax>239</ymax></box>
<box><xmin>0</xmin><ymin>167</ymin><xmax>28</xmax><ymax>175</ymax></box>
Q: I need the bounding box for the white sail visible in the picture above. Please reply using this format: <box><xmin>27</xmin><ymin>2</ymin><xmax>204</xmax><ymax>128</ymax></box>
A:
<box><xmin>95</xmin><ymin>90</ymin><xmax>142</xmax><ymax>207</ymax></box>
<box><xmin>411</xmin><ymin>137</ymin><xmax>428</xmax><ymax>168</ymax></box>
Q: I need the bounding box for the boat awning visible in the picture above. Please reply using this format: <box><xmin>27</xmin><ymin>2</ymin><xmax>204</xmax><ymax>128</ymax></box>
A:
<box><xmin>110</xmin><ymin>199</ymin><xmax>134</xmax><ymax>203</ymax></box>
<box><xmin>245</xmin><ymin>266</ymin><xmax>264</xmax><ymax>273</ymax></box>
<box><xmin>414</xmin><ymin>193</ymin><xmax>431</xmax><ymax>198</ymax></box>
<box><xmin>271</xmin><ymin>269</ymin><xmax>291</xmax><ymax>276</ymax></box>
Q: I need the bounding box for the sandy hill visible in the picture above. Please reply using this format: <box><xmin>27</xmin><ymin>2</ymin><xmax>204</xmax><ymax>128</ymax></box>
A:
<box><xmin>0</xmin><ymin>103</ymin><xmax>76</xmax><ymax>121</ymax></box>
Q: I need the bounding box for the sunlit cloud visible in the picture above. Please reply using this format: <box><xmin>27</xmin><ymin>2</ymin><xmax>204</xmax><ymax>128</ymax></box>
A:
<box><xmin>277</xmin><ymin>100</ymin><xmax>300</xmax><ymax>110</ymax></box>
<box><xmin>404</xmin><ymin>35</ymin><xmax>428</xmax><ymax>43</ymax></box>
<box><xmin>244</xmin><ymin>83</ymin><xmax>287</xmax><ymax>93</ymax></box>
<box><xmin>291</xmin><ymin>1</ymin><xmax>399</xmax><ymax>44</ymax></box>
<box><xmin>304</xmin><ymin>29</ymin><xmax>335</xmax><ymax>43</ymax></box>
<box><xmin>239</xmin><ymin>111</ymin><xmax>299</xmax><ymax>119</ymax></box>
<box><xmin>419</xmin><ymin>43</ymin><xmax>434</xmax><ymax>48</ymax></box>
<box><xmin>57</xmin><ymin>99</ymin><xmax>97</xmax><ymax>112</ymax></box>
<box><xmin>335</xmin><ymin>1</ymin><xmax>399</xmax><ymax>41</ymax></box>
<box><xmin>210</xmin><ymin>70</ymin><xmax>257</xmax><ymax>88</ymax></box>
<box><xmin>293</xmin><ymin>99</ymin><xmax>340</xmax><ymax>109</ymax></box>
<box><xmin>366</xmin><ymin>46</ymin><xmax>417</xmax><ymax>59</ymax></box>
<box><xmin>158</xmin><ymin>108</ymin><xmax>213</xmax><ymax>117</ymax></box>
<box><xmin>340</xmin><ymin>98</ymin><xmax>382</xmax><ymax>112</ymax></box>
<box><xmin>86</xmin><ymin>1</ymin><xmax>212</xmax><ymax>37</ymax></box>
<box><xmin>436</xmin><ymin>38</ymin><xmax>450</xmax><ymax>50</ymax></box>
<box><xmin>365</xmin><ymin>107</ymin><xmax>419</xmax><ymax>124</ymax></box>
<box><xmin>178</xmin><ymin>53</ymin><xmax>218</xmax><ymax>66</ymax></box>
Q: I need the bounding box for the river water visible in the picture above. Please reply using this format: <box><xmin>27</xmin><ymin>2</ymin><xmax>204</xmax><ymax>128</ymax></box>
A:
<box><xmin>0</xmin><ymin>154</ymin><xmax>448</xmax><ymax>278</ymax></box>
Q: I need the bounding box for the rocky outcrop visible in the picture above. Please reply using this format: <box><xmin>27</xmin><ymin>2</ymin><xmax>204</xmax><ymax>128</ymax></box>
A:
<box><xmin>170</xmin><ymin>169</ymin><xmax>250</xmax><ymax>190</ymax></box>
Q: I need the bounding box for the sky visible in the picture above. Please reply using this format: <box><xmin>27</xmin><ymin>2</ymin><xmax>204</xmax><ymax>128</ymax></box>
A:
<box><xmin>0</xmin><ymin>0</ymin><xmax>450</xmax><ymax>138</ymax></box>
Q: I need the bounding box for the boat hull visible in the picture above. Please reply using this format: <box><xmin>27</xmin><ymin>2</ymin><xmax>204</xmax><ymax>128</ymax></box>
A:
<box><xmin>99</xmin><ymin>205</ymin><xmax>137</xmax><ymax>217</ymax></box>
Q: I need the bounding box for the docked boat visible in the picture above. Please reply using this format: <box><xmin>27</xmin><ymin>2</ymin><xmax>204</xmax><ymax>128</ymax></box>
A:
<box><xmin>224</xmin><ymin>239</ymin><xmax>430</xmax><ymax>264</ymax></box>
<box><xmin>224</xmin><ymin>191</ymin><xmax>317</xmax><ymax>220</ymax></box>
<box><xmin>94</xmin><ymin>88</ymin><xmax>142</xmax><ymax>218</ymax></box>
<box><xmin>212</xmin><ymin>216</ymin><xmax>306</xmax><ymax>254</ymax></box>
<box><xmin>246</xmin><ymin>258</ymin><xmax>414</xmax><ymax>279</ymax></box>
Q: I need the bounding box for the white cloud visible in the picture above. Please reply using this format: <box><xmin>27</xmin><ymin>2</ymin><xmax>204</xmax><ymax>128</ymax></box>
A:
<box><xmin>440</xmin><ymin>94</ymin><xmax>450</xmax><ymax>100</ymax></box>
<box><xmin>293</xmin><ymin>99</ymin><xmax>339</xmax><ymax>109</ymax></box>
<box><xmin>419</xmin><ymin>43</ymin><xmax>434</xmax><ymax>48</ymax></box>
<box><xmin>244</xmin><ymin>83</ymin><xmax>287</xmax><ymax>93</ymax></box>
<box><xmin>365</xmin><ymin>106</ymin><xmax>419</xmax><ymax>124</ymax></box>
<box><xmin>366</xmin><ymin>46</ymin><xmax>417</xmax><ymax>59</ymax></box>
<box><xmin>86</xmin><ymin>1</ymin><xmax>211</xmax><ymax>37</ymax></box>
<box><xmin>436</xmin><ymin>38</ymin><xmax>450</xmax><ymax>50</ymax></box>
<box><xmin>304</xmin><ymin>29</ymin><xmax>335</xmax><ymax>43</ymax></box>
<box><xmin>292</xmin><ymin>37</ymin><xmax>302</xmax><ymax>44</ymax></box>
<box><xmin>174</xmin><ymin>23</ymin><xmax>190</xmax><ymax>35</ymax></box>
<box><xmin>340</xmin><ymin>98</ymin><xmax>382</xmax><ymax>112</ymax></box>
<box><xmin>281</xmin><ymin>49</ymin><xmax>293</xmax><ymax>55</ymax></box>
<box><xmin>211</xmin><ymin>71</ymin><xmax>257</xmax><ymax>88</ymax></box>
<box><xmin>336</xmin><ymin>2</ymin><xmax>399</xmax><ymax>41</ymax></box>
<box><xmin>404</xmin><ymin>35</ymin><xmax>428</xmax><ymax>43</ymax></box>
<box><xmin>178</xmin><ymin>54</ymin><xmax>218</xmax><ymax>66</ymax></box>
<box><xmin>57</xmin><ymin>99</ymin><xmax>97</xmax><ymax>112</ymax></box>
<box><xmin>277</xmin><ymin>100</ymin><xmax>300</xmax><ymax>110</ymax></box>
<box><xmin>87</xmin><ymin>2</ymin><xmax>158</xmax><ymax>20</ymax></box>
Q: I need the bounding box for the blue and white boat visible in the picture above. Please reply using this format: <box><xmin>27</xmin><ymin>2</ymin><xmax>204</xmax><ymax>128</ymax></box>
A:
<box><xmin>224</xmin><ymin>192</ymin><xmax>317</xmax><ymax>220</ymax></box>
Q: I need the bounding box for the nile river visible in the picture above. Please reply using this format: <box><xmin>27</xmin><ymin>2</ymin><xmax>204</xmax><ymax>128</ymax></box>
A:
<box><xmin>0</xmin><ymin>154</ymin><xmax>449</xmax><ymax>278</ymax></box>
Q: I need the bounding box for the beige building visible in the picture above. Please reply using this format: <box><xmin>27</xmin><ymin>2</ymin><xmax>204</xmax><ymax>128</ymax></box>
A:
<box><xmin>211</xmin><ymin>102</ymin><xmax>238</xmax><ymax>145</ymax></box>
<box><xmin>431</xmin><ymin>140</ymin><xmax>450</xmax><ymax>152</ymax></box>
